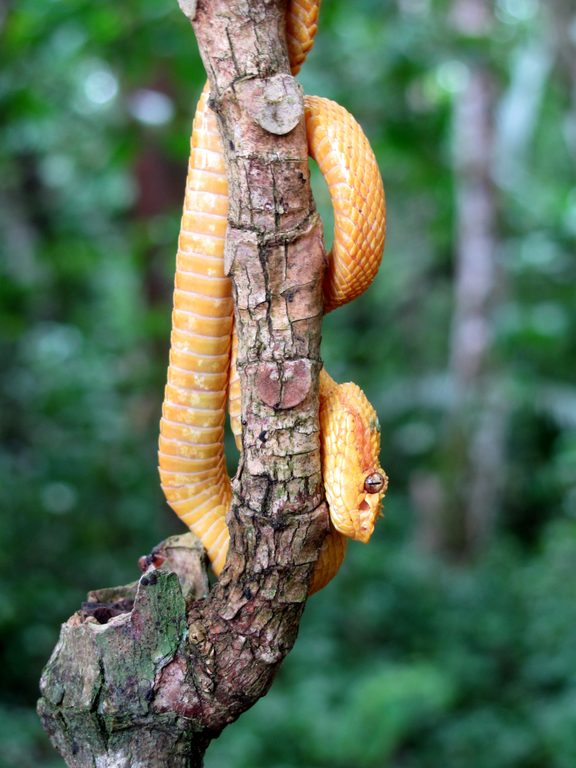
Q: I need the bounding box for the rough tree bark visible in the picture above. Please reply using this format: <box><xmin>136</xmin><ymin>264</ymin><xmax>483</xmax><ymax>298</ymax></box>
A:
<box><xmin>38</xmin><ymin>1</ymin><xmax>328</xmax><ymax>765</ymax></box>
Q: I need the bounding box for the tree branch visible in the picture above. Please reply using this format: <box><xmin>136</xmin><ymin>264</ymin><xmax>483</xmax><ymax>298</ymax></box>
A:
<box><xmin>38</xmin><ymin>1</ymin><xmax>328</xmax><ymax>765</ymax></box>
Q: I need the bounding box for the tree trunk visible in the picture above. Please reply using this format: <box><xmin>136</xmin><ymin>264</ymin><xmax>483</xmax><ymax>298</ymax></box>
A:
<box><xmin>412</xmin><ymin>0</ymin><xmax>506</xmax><ymax>557</ymax></box>
<box><xmin>38</xmin><ymin>1</ymin><xmax>328</xmax><ymax>764</ymax></box>
<box><xmin>551</xmin><ymin>0</ymin><xmax>576</xmax><ymax>162</ymax></box>
<box><xmin>448</xmin><ymin>41</ymin><xmax>502</xmax><ymax>553</ymax></box>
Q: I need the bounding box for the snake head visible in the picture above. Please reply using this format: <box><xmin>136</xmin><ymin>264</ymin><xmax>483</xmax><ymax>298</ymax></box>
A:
<box><xmin>319</xmin><ymin>371</ymin><xmax>388</xmax><ymax>544</ymax></box>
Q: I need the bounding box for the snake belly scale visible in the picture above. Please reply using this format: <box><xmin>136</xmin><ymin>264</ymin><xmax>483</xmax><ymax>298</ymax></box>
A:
<box><xmin>159</xmin><ymin>0</ymin><xmax>388</xmax><ymax>594</ymax></box>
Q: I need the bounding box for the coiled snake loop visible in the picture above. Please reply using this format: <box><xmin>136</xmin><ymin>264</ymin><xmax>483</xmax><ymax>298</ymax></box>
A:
<box><xmin>159</xmin><ymin>0</ymin><xmax>388</xmax><ymax>594</ymax></box>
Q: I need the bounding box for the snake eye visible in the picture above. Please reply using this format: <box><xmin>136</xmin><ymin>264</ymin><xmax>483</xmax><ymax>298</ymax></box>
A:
<box><xmin>364</xmin><ymin>473</ymin><xmax>385</xmax><ymax>494</ymax></box>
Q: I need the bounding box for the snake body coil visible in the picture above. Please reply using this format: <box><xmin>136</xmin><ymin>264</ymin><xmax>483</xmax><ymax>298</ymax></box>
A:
<box><xmin>159</xmin><ymin>1</ymin><xmax>387</xmax><ymax>594</ymax></box>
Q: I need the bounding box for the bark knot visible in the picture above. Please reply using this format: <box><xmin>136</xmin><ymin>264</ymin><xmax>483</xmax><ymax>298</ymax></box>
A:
<box><xmin>236</xmin><ymin>74</ymin><xmax>303</xmax><ymax>135</ymax></box>
<box><xmin>256</xmin><ymin>359</ymin><xmax>312</xmax><ymax>409</ymax></box>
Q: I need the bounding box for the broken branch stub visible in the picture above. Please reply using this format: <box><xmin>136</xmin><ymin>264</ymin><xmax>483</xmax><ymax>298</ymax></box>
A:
<box><xmin>37</xmin><ymin>1</ymin><xmax>328</xmax><ymax>764</ymax></box>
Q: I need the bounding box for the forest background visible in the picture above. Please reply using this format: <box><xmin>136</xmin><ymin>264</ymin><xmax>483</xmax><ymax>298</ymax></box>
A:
<box><xmin>1</xmin><ymin>0</ymin><xmax>575</xmax><ymax>766</ymax></box>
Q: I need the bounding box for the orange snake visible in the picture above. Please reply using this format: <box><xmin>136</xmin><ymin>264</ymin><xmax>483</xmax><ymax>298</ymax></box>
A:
<box><xmin>159</xmin><ymin>0</ymin><xmax>387</xmax><ymax>594</ymax></box>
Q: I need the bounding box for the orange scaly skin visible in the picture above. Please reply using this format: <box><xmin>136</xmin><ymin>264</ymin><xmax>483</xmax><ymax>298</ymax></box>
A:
<box><xmin>306</xmin><ymin>96</ymin><xmax>386</xmax><ymax>313</ymax></box>
<box><xmin>318</xmin><ymin>370</ymin><xmax>387</xmax><ymax>544</ymax></box>
<box><xmin>159</xmin><ymin>0</ymin><xmax>388</xmax><ymax>594</ymax></box>
<box><xmin>158</xmin><ymin>83</ymin><xmax>232</xmax><ymax>575</ymax></box>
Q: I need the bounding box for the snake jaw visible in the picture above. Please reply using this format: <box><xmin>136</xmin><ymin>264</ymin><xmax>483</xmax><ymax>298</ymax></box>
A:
<box><xmin>326</xmin><ymin>473</ymin><xmax>386</xmax><ymax>544</ymax></box>
<box><xmin>354</xmin><ymin>501</ymin><xmax>375</xmax><ymax>543</ymax></box>
<box><xmin>319</xmin><ymin>370</ymin><xmax>388</xmax><ymax>545</ymax></box>
<box><xmin>352</xmin><ymin>469</ymin><xmax>388</xmax><ymax>543</ymax></box>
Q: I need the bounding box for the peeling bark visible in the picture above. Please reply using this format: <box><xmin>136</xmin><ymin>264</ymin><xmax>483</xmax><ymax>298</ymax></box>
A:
<box><xmin>38</xmin><ymin>1</ymin><xmax>328</xmax><ymax>765</ymax></box>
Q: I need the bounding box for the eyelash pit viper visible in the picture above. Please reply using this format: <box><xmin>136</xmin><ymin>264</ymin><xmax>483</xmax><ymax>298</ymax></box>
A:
<box><xmin>158</xmin><ymin>0</ymin><xmax>387</xmax><ymax>595</ymax></box>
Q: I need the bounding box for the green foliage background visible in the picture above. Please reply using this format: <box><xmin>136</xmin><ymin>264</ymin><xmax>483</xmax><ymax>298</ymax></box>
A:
<box><xmin>1</xmin><ymin>1</ymin><xmax>575</xmax><ymax>766</ymax></box>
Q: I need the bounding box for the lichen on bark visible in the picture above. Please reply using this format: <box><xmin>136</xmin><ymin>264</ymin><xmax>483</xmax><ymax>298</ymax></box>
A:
<box><xmin>38</xmin><ymin>1</ymin><xmax>328</xmax><ymax>765</ymax></box>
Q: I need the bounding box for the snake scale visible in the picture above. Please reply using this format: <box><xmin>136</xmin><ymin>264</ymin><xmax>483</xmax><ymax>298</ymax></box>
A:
<box><xmin>159</xmin><ymin>0</ymin><xmax>388</xmax><ymax>594</ymax></box>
